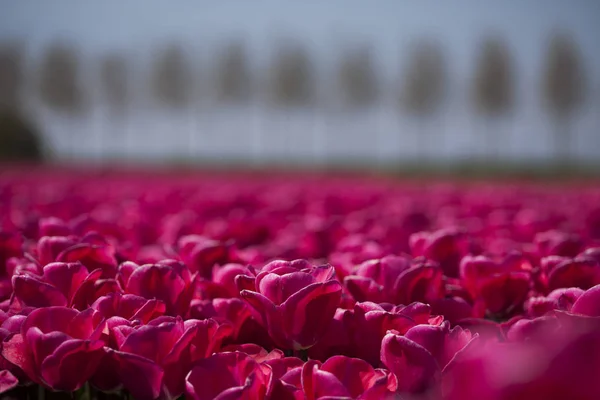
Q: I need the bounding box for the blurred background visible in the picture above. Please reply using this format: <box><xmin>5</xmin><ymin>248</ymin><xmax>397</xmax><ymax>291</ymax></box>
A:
<box><xmin>0</xmin><ymin>1</ymin><xmax>599</xmax><ymax>174</ymax></box>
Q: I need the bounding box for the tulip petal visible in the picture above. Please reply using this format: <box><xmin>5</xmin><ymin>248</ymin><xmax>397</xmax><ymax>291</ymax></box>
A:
<box><xmin>572</xmin><ymin>284</ymin><xmax>600</xmax><ymax>317</ymax></box>
<box><xmin>283</xmin><ymin>280</ymin><xmax>342</xmax><ymax>349</ymax></box>
<box><xmin>302</xmin><ymin>360</ymin><xmax>351</xmax><ymax>400</ymax></box>
<box><xmin>42</xmin><ymin>262</ymin><xmax>89</xmax><ymax>302</ymax></box>
<box><xmin>548</xmin><ymin>260</ymin><xmax>600</xmax><ymax>291</ymax></box>
<box><xmin>185</xmin><ymin>352</ymin><xmax>269</xmax><ymax>400</ymax></box>
<box><xmin>40</xmin><ymin>339</ymin><xmax>105</xmax><ymax>391</ymax></box>
<box><xmin>113</xmin><ymin>349</ymin><xmax>165</xmax><ymax>400</ymax></box>
<box><xmin>21</xmin><ymin>307</ymin><xmax>78</xmax><ymax>336</ymax></box>
<box><xmin>120</xmin><ymin>321</ymin><xmax>182</xmax><ymax>364</ymax></box>
<box><xmin>1</xmin><ymin>333</ymin><xmax>38</xmax><ymax>384</ymax></box>
<box><xmin>344</xmin><ymin>276</ymin><xmax>383</xmax><ymax>303</ymax></box>
<box><xmin>126</xmin><ymin>264</ymin><xmax>187</xmax><ymax>315</ymax></box>
<box><xmin>321</xmin><ymin>356</ymin><xmax>377</xmax><ymax>398</ymax></box>
<box><xmin>11</xmin><ymin>275</ymin><xmax>68</xmax><ymax>309</ymax></box>
<box><xmin>0</xmin><ymin>370</ymin><xmax>18</xmax><ymax>394</ymax></box>
<box><xmin>69</xmin><ymin>268</ymin><xmax>103</xmax><ymax>310</ymax></box>
<box><xmin>380</xmin><ymin>332</ymin><xmax>440</xmax><ymax>393</ymax></box>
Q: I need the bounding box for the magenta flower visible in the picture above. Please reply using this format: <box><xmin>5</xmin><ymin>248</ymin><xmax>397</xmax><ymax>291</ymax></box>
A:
<box><xmin>178</xmin><ymin>235</ymin><xmax>232</xmax><ymax>279</ymax></box>
<box><xmin>443</xmin><ymin>326</ymin><xmax>600</xmax><ymax>400</ymax></box>
<box><xmin>10</xmin><ymin>262</ymin><xmax>104</xmax><ymax>312</ymax></box>
<box><xmin>1</xmin><ymin>307</ymin><xmax>105</xmax><ymax>391</ymax></box>
<box><xmin>36</xmin><ymin>236</ymin><xmax>77</xmax><ymax>266</ymax></box>
<box><xmin>0</xmin><ymin>370</ymin><xmax>18</xmax><ymax>395</ymax></box>
<box><xmin>91</xmin><ymin>292</ymin><xmax>166</xmax><ymax>323</ymax></box>
<box><xmin>545</xmin><ymin>257</ymin><xmax>600</xmax><ymax>291</ymax></box>
<box><xmin>343</xmin><ymin>255</ymin><xmax>411</xmax><ymax>303</ymax></box>
<box><xmin>188</xmin><ymin>298</ymin><xmax>268</xmax><ymax>346</ymax></box>
<box><xmin>571</xmin><ymin>284</ymin><xmax>600</xmax><ymax>317</ymax></box>
<box><xmin>195</xmin><ymin>263</ymin><xmax>250</xmax><ymax>299</ymax></box>
<box><xmin>0</xmin><ymin>232</ymin><xmax>23</xmax><ymax>276</ymax></box>
<box><xmin>410</xmin><ymin>228</ymin><xmax>470</xmax><ymax>277</ymax></box>
<box><xmin>37</xmin><ymin>233</ymin><xmax>118</xmax><ymax>278</ymax></box>
<box><xmin>120</xmin><ymin>259</ymin><xmax>195</xmax><ymax>316</ymax></box>
<box><xmin>185</xmin><ymin>351</ymin><xmax>273</xmax><ymax>400</ymax></box>
<box><xmin>351</xmin><ymin>302</ymin><xmax>420</xmax><ymax>366</ymax></box>
<box><xmin>380</xmin><ymin>329</ymin><xmax>441</xmax><ymax>394</ymax></box>
<box><xmin>101</xmin><ymin>316</ymin><xmax>231</xmax><ymax>399</ymax></box>
<box><xmin>238</xmin><ymin>259</ymin><xmax>342</xmax><ymax>350</ymax></box>
<box><xmin>404</xmin><ymin>321</ymin><xmax>476</xmax><ymax>370</ymax></box>
<box><xmin>525</xmin><ymin>287</ymin><xmax>584</xmax><ymax>317</ymax></box>
<box><xmin>279</xmin><ymin>356</ymin><xmax>398</xmax><ymax>399</ymax></box>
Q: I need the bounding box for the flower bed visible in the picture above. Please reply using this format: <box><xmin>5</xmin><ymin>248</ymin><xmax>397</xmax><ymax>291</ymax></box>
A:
<box><xmin>0</xmin><ymin>170</ymin><xmax>599</xmax><ymax>399</ymax></box>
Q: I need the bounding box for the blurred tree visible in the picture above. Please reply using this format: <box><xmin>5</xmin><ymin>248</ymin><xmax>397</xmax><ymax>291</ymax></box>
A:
<box><xmin>542</xmin><ymin>32</ymin><xmax>585</xmax><ymax>164</ymax></box>
<box><xmin>151</xmin><ymin>44</ymin><xmax>193</xmax><ymax>108</ymax></box>
<box><xmin>0</xmin><ymin>41</ymin><xmax>25</xmax><ymax>111</ymax></box>
<box><xmin>472</xmin><ymin>36</ymin><xmax>514</xmax><ymax>159</ymax></box>
<box><xmin>99</xmin><ymin>52</ymin><xmax>129</xmax><ymax>114</ymax></box>
<box><xmin>0</xmin><ymin>109</ymin><xmax>44</xmax><ymax>162</ymax></box>
<box><xmin>337</xmin><ymin>45</ymin><xmax>378</xmax><ymax>108</ymax></box>
<box><xmin>215</xmin><ymin>40</ymin><xmax>251</xmax><ymax>103</ymax></box>
<box><xmin>98</xmin><ymin>53</ymin><xmax>130</xmax><ymax>151</ymax></box>
<box><xmin>269</xmin><ymin>42</ymin><xmax>314</xmax><ymax>107</ymax></box>
<box><xmin>37</xmin><ymin>42</ymin><xmax>86</xmax><ymax>114</ymax></box>
<box><xmin>401</xmin><ymin>39</ymin><xmax>446</xmax><ymax>157</ymax></box>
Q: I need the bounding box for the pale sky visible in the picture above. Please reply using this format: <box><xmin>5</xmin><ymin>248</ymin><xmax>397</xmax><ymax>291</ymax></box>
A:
<box><xmin>1</xmin><ymin>0</ymin><xmax>599</xmax><ymax>83</ymax></box>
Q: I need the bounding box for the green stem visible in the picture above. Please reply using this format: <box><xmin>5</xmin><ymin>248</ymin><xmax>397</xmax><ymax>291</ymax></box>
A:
<box><xmin>284</xmin><ymin>349</ymin><xmax>294</xmax><ymax>358</ymax></box>
<box><xmin>75</xmin><ymin>383</ymin><xmax>90</xmax><ymax>400</ymax></box>
<box><xmin>296</xmin><ymin>349</ymin><xmax>309</xmax><ymax>361</ymax></box>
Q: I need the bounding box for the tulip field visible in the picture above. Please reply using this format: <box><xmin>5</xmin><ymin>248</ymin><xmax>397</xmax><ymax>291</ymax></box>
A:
<box><xmin>0</xmin><ymin>168</ymin><xmax>599</xmax><ymax>399</ymax></box>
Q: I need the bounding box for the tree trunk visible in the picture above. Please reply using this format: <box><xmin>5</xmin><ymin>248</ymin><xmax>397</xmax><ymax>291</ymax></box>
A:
<box><xmin>417</xmin><ymin>115</ymin><xmax>427</xmax><ymax>165</ymax></box>
<box><xmin>554</xmin><ymin>115</ymin><xmax>570</xmax><ymax>171</ymax></box>
<box><xmin>485</xmin><ymin>116</ymin><xmax>498</xmax><ymax>166</ymax></box>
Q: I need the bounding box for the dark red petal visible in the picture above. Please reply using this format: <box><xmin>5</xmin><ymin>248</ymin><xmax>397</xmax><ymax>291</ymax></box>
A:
<box><xmin>0</xmin><ymin>370</ymin><xmax>18</xmax><ymax>394</ymax></box>
<box><xmin>10</xmin><ymin>275</ymin><xmax>68</xmax><ymax>310</ymax></box>
<box><xmin>113</xmin><ymin>349</ymin><xmax>164</xmax><ymax>400</ymax></box>
<box><xmin>40</xmin><ymin>339</ymin><xmax>105</xmax><ymax>391</ymax></box>
<box><xmin>282</xmin><ymin>281</ymin><xmax>342</xmax><ymax>349</ymax></box>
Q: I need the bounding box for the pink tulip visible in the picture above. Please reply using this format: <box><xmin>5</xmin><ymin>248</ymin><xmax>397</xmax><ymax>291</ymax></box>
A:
<box><xmin>238</xmin><ymin>260</ymin><xmax>342</xmax><ymax>350</ymax></box>
<box><xmin>0</xmin><ymin>370</ymin><xmax>18</xmax><ymax>395</ymax></box>
<box><xmin>120</xmin><ymin>259</ymin><xmax>195</xmax><ymax>316</ymax></box>
<box><xmin>380</xmin><ymin>330</ymin><xmax>441</xmax><ymax>394</ymax></box>
<box><xmin>279</xmin><ymin>357</ymin><xmax>398</xmax><ymax>400</ymax></box>
<box><xmin>185</xmin><ymin>351</ymin><xmax>273</xmax><ymax>400</ymax></box>
<box><xmin>102</xmin><ymin>316</ymin><xmax>231</xmax><ymax>399</ymax></box>
<box><xmin>10</xmin><ymin>262</ymin><xmax>104</xmax><ymax>311</ymax></box>
<box><xmin>1</xmin><ymin>307</ymin><xmax>105</xmax><ymax>391</ymax></box>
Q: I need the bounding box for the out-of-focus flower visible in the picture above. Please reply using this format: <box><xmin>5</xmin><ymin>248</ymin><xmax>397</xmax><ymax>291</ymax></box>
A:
<box><xmin>443</xmin><ymin>324</ymin><xmax>600</xmax><ymax>400</ymax></box>
<box><xmin>195</xmin><ymin>263</ymin><xmax>249</xmax><ymax>299</ymax></box>
<box><xmin>571</xmin><ymin>283</ymin><xmax>600</xmax><ymax>317</ymax></box>
<box><xmin>410</xmin><ymin>228</ymin><xmax>470</xmax><ymax>277</ymax></box>
<box><xmin>545</xmin><ymin>257</ymin><xmax>600</xmax><ymax>291</ymax></box>
<box><xmin>37</xmin><ymin>233</ymin><xmax>118</xmax><ymax>278</ymax></box>
<box><xmin>525</xmin><ymin>287</ymin><xmax>584</xmax><ymax>317</ymax></box>
<box><xmin>178</xmin><ymin>235</ymin><xmax>233</xmax><ymax>279</ymax></box>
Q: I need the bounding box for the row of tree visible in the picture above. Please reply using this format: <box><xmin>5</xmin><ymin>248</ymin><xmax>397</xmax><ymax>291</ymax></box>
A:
<box><xmin>0</xmin><ymin>33</ymin><xmax>586</xmax><ymax>113</ymax></box>
<box><xmin>0</xmin><ymin>32</ymin><xmax>588</xmax><ymax>160</ymax></box>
